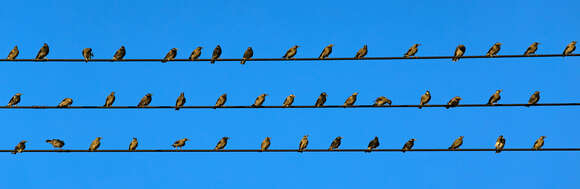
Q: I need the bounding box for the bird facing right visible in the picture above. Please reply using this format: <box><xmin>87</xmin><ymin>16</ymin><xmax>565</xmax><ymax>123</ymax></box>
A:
<box><xmin>329</xmin><ymin>136</ymin><xmax>343</xmax><ymax>150</ymax></box>
<box><xmin>7</xmin><ymin>46</ymin><xmax>19</xmax><ymax>60</ymax></box>
<box><xmin>563</xmin><ymin>41</ymin><xmax>576</xmax><ymax>56</ymax></box>
<box><xmin>57</xmin><ymin>98</ymin><xmax>73</xmax><ymax>108</ymax></box>
<box><xmin>113</xmin><ymin>46</ymin><xmax>126</xmax><ymax>61</ymax></box>
<box><xmin>215</xmin><ymin>137</ymin><xmax>229</xmax><ymax>150</ymax></box>
<box><xmin>214</xmin><ymin>93</ymin><xmax>227</xmax><ymax>108</ymax></box>
<box><xmin>355</xmin><ymin>45</ymin><xmax>367</xmax><ymax>59</ymax></box>
<box><xmin>487</xmin><ymin>89</ymin><xmax>502</xmax><ymax>105</ymax></box>
<box><xmin>261</xmin><ymin>137</ymin><xmax>271</xmax><ymax>151</ymax></box>
<box><xmin>419</xmin><ymin>90</ymin><xmax>431</xmax><ymax>109</ymax></box>
<box><xmin>452</xmin><ymin>45</ymin><xmax>466</xmax><ymax>62</ymax></box>
<box><xmin>524</xmin><ymin>42</ymin><xmax>539</xmax><ymax>56</ymax></box>
<box><xmin>251</xmin><ymin>94</ymin><xmax>267</xmax><ymax>107</ymax></box>
<box><xmin>495</xmin><ymin>135</ymin><xmax>505</xmax><ymax>153</ymax></box>
<box><xmin>82</xmin><ymin>48</ymin><xmax>94</xmax><ymax>62</ymax></box>
<box><xmin>104</xmin><ymin>92</ymin><xmax>116</xmax><ymax>107</ymax></box>
<box><xmin>315</xmin><ymin>92</ymin><xmax>327</xmax><ymax>107</ymax></box>
<box><xmin>404</xmin><ymin>44</ymin><xmax>420</xmax><ymax>57</ymax></box>
<box><xmin>533</xmin><ymin>136</ymin><xmax>546</xmax><ymax>150</ymax></box>
<box><xmin>448</xmin><ymin>136</ymin><xmax>464</xmax><ymax>150</ymax></box>
<box><xmin>283</xmin><ymin>45</ymin><xmax>299</xmax><ymax>59</ymax></box>
<box><xmin>282</xmin><ymin>94</ymin><xmax>295</xmax><ymax>107</ymax></box>
<box><xmin>298</xmin><ymin>135</ymin><xmax>309</xmax><ymax>153</ymax></box>
<box><xmin>162</xmin><ymin>48</ymin><xmax>177</xmax><ymax>63</ymax></box>
<box><xmin>486</xmin><ymin>42</ymin><xmax>502</xmax><ymax>57</ymax></box>
<box><xmin>35</xmin><ymin>43</ymin><xmax>50</xmax><ymax>61</ymax></box>
<box><xmin>446</xmin><ymin>96</ymin><xmax>462</xmax><ymax>109</ymax></box>
<box><xmin>241</xmin><ymin>47</ymin><xmax>253</xmax><ymax>64</ymax></box>
<box><xmin>7</xmin><ymin>93</ymin><xmax>22</xmax><ymax>107</ymax></box>
<box><xmin>367</xmin><ymin>136</ymin><xmax>380</xmax><ymax>152</ymax></box>
<box><xmin>89</xmin><ymin>137</ymin><xmax>102</xmax><ymax>152</ymax></box>
<box><xmin>211</xmin><ymin>45</ymin><xmax>222</xmax><ymax>64</ymax></box>
<box><xmin>129</xmin><ymin>138</ymin><xmax>138</xmax><ymax>151</ymax></box>
<box><xmin>373</xmin><ymin>96</ymin><xmax>392</xmax><ymax>106</ymax></box>
<box><xmin>343</xmin><ymin>92</ymin><xmax>358</xmax><ymax>107</ymax></box>
<box><xmin>137</xmin><ymin>93</ymin><xmax>152</xmax><ymax>107</ymax></box>
<box><xmin>172</xmin><ymin>138</ymin><xmax>188</xmax><ymax>150</ymax></box>
<box><xmin>402</xmin><ymin>139</ymin><xmax>415</xmax><ymax>153</ymax></box>
<box><xmin>319</xmin><ymin>44</ymin><xmax>333</xmax><ymax>59</ymax></box>
<box><xmin>46</xmin><ymin>139</ymin><xmax>65</xmax><ymax>149</ymax></box>
<box><xmin>175</xmin><ymin>92</ymin><xmax>186</xmax><ymax>110</ymax></box>
<box><xmin>527</xmin><ymin>91</ymin><xmax>540</xmax><ymax>107</ymax></box>
<box><xmin>12</xmin><ymin>140</ymin><xmax>26</xmax><ymax>154</ymax></box>
<box><xmin>189</xmin><ymin>47</ymin><xmax>202</xmax><ymax>60</ymax></box>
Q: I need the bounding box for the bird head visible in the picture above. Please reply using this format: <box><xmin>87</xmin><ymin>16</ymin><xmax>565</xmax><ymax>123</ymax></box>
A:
<box><xmin>247</xmin><ymin>47</ymin><xmax>252</xmax><ymax>50</ymax></box>
<box><xmin>183</xmin><ymin>138</ymin><xmax>189</xmax><ymax>141</ymax></box>
<box><xmin>458</xmin><ymin>44</ymin><xmax>465</xmax><ymax>48</ymax></box>
<box><xmin>337</xmin><ymin>136</ymin><xmax>343</xmax><ymax>140</ymax></box>
<box><xmin>120</xmin><ymin>46</ymin><xmax>125</xmax><ymax>49</ymax></box>
<box><xmin>328</xmin><ymin>44</ymin><xmax>334</xmax><ymax>47</ymax></box>
<box><xmin>197</xmin><ymin>46</ymin><xmax>203</xmax><ymax>49</ymax></box>
<box><xmin>110</xmin><ymin>92</ymin><xmax>115</xmax><ymax>95</ymax></box>
<box><xmin>363</xmin><ymin>44</ymin><xmax>367</xmax><ymax>48</ymax></box>
<box><xmin>495</xmin><ymin>42</ymin><xmax>503</xmax><ymax>46</ymax></box>
<box><xmin>414</xmin><ymin>44</ymin><xmax>421</xmax><ymax>47</ymax></box>
<box><xmin>21</xmin><ymin>140</ymin><xmax>27</xmax><ymax>143</ymax></box>
<box><xmin>223</xmin><ymin>137</ymin><xmax>229</xmax><ymax>140</ymax></box>
<box><xmin>14</xmin><ymin>45</ymin><xmax>18</xmax><ymax>49</ymax></box>
<box><xmin>534</xmin><ymin>91</ymin><xmax>540</xmax><ymax>95</ymax></box>
<box><xmin>304</xmin><ymin>135</ymin><xmax>309</xmax><ymax>138</ymax></box>
<box><xmin>289</xmin><ymin>94</ymin><xmax>295</xmax><ymax>97</ymax></box>
<box><xmin>180</xmin><ymin>92</ymin><xmax>185</xmax><ymax>95</ymax></box>
<box><xmin>15</xmin><ymin>93</ymin><xmax>22</xmax><ymax>96</ymax></box>
<box><xmin>146</xmin><ymin>93</ymin><xmax>152</xmax><ymax>97</ymax></box>
<box><xmin>540</xmin><ymin>136</ymin><xmax>546</xmax><ymax>139</ymax></box>
<box><xmin>265</xmin><ymin>137</ymin><xmax>271</xmax><ymax>141</ymax></box>
<box><xmin>410</xmin><ymin>138</ymin><xmax>416</xmax><ymax>142</ymax></box>
<box><xmin>216</xmin><ymin>45</ymin><xmax>221</xmax><ymax>48</ymax></box>
<box><xmin>172</xmin><ymin>48</ymin><xmax>178</xmax><ymax>51</ymax></box>
<box><xmin>262</xmin><ymin>93</ymin><xmax>268</xmax><ymax>97</ymax></box>
<box><xmin>221</xmin><ymin>93</ymin><xmax>227</xmax><ymax>97</ymax></box>
<box><xmin>459</xmin><ymin>136</ymin><xmax>464</xmax><ymax>139</ymax></box>
<box><xmin>571</xmin><ymin>41</ymin><xmax>577</xmax><ymax>45</ymax></box>
<box><xmin>455</xmin><ymin>96</ymin><xmax>462</xmax><ymax>100</ymax></box>
<box><xmin>533</xmin><ymin>42</ymin><xmax>540</xmax><ymax>45</ymax></box>
<box><xmin>43</xmin><ymin>43</ymin><xmax>48</xmax><ymax>46</ymax></box>
<box><xmin>374</xmin><ymin>136</ymin><xmax>379</xmax><ymax>140</ymax></box>
<box><xmin>321</xmin><ymin>92</ymin><xmax>327</xmax><ymax>96</ymax></box>
<box><xmin>497</xmin><ymin>89</ymin><xmax>502</xmax><ymax>93</ymax></box>
<box><xmin>132</xmin><ymin>137</ymin><xmax>137</xmax><ymax>140</ymax></box>
<box><xmin>352</xmin><ymin>92</ymin><xmax>359</xmax><ymax>96</ymax></box>
<box><xmin>96</xmin><ymin>137</ymin><xmax>102</xmax><ymax>140</ymax></box>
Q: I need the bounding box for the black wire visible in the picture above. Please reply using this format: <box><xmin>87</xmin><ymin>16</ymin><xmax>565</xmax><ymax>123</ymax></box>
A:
<box><xmin>3</xmin><ymin>148</ymin><xmax>579</xmax><ymax>153</ymax></box>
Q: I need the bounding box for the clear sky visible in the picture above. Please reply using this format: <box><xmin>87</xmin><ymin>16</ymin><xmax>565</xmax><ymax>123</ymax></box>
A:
<box><xmin>1</xmin><ymin>0</ymin><xmax>578</xmax><ymax>188</ymax></box>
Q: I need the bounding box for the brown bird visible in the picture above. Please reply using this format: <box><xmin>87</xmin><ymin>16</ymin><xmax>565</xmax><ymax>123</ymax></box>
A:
<box><xmin>12</xmin><ymin>140</ymin><xmax>26</xmax><ymax>154</ymax></box>
<box><xmin>129</xmin><ymin>138</ymin><xmax>138</xmax><ymax>151</ymax></box>
<box><xmin>448</xmin><ymin>136</ymin><xmax>464</xmax><ymax>150</ymax></box>
<box><xmin>404</xmin><ymin>44</ymin><xmax>420</xmax><ymax>57</ymax></box>
<box><xmin>214</xmin><ymin>93</ymin><xmax>227</xmax><ymax>108</ymax></box>
<box><xmin>89</xmin><ymin>137</ymin><xmax>102</xmax><ymax>152</ymax></box>
<box><xmin>113</xmin><ymin>46</ymin><xmax>126</xmax><ymax>61</ymax></box>
<box><xmin>241</xmin><ymin>47</ymin><xmax>253</xmax><ymax>65</ymax></box>
<box><xmin>319</xmin><ymin>44</ymin><xmax>334</xmax><ymax>59</ymax></box>
<box><xmin>533</xmin><ymin>136</ymin><xmax>546</xmax><ymax>150</ymax></box>
<box><xmin>7</xmin><ymin>93</ymin><xmax>22</xmax><ymax>107</ymax></box>
<box><xmin>344</xmin><ymin>92</ymin><xmax>358</xmax><ymax>107</ymax></box>
<box><xmin>46</xmin><ymin>139</ymin><xmax>65</xmax><ymax>149</ymax></box>
<box><xmin>161</xmin><ymin>48</ymin><xmax>177</xmax><ymax>63</ymax></box>
<box><xmin>487</xmin><ymin>89</ymin><xmax>502</xmax><ymax>105</ymax></box>
<box><xmin>419</xmin><ymin>90</ymin><xmax>431</xmax><ymax>109</ymax></box>
<box><xmin>175</xmin><ymin>92</ymin><xmax>186</xmax><ymax>110</ymax></box>
<box><xmin>527</xmin><ymin>91</ymin><xmax>540</xmax><ymax>107</ymax></box>
<box><xmin>402</xmin><ymin>139</ymin><xmax>415</xmax><ymax>153</ymax></box>
<box><xmin>57</xmin><ymin>98</ymin><xmax>73</xmax><ymax>108</ymax></box>
<box><xmin>251</xmin><ymin>94</ymin><xmax>267</xmax><ymax>107</ymax></box>
<box><xmin>367</xmin><ymin>136</ymin><xmax>380</xmax><ymax>152</ymax></box>
<box><xmin>215</xmin><ymin>137</ymin><xmax>229</xmax><ymax>150</ymax></box>
<box><xmin>452</xmin><ymin>45</ymin><xmax>466</xmax><ymax>62</ymax></box>
<box><xmin>211</xmin><ymin>45</ymin><xmax>222</xmax><ymax>64</ymax></box>
<box><xmin>524</xmin><ymin>42</ymin><xmax>539</xmax><ymax>56</ymax></box>
<box><xmin>315</xmin><ymin>92</ymin><xmax>327</xmax><ymax>107</ymax></box>
<box><xmin>373</xmin><ymin>96</ymin><xmax>392</xmax><ymax>106</ymax></box>
<box><xmin>189</xmin><ymin>47</ymin><xmax>202</xmax><ymax>60</ymax></box>
<box><xmin>7</xmin><ymin>46</ymin><xmax>19</xmax><ymax>60</ymax></box>
<box><xmin>35</xmin><ymin>43</ymin><xmax>49</xmax><ymax>61</ymax></box>
<box><xmin>104</xmin><ymin>92</ymin><xmax>115</xmax><ymax>107</ymax></box>
<box><xmin>355</xmin><ymin>45</ymin><xmax>367</xmax><ymax>59</ymax></box>
<box><xmin>486</xmin><ymin>42</ymin><xmax>502</xmax><ymax>57</ymax></box>
<box><xmin>172</xmin><ymin>138</ymin><xmax>188</xmax><ymax>150</ymax></box>
<box><xmin>137</xmin><ymin>93</ymin><xmax>152</xmax><ymax>107</ymax></box>
<box><xmin>495</xmin><ymin>135</ymin><xmax>505</xmax><ymax>153</ymax></box>
<box><xmin>446</xmin><ymin>96</ymin><xmax>462</xmax><ymax>109</ymax></box>
<box><xmin>298</xmin><ymin>135</ymin><xmax>309</xmax><ymax>153</ymax></box>
<box><xmin>283</xmin><ymin>45</ymin><xmax>299</xmax><ymax>59</ymax></box>
<box><xmin>563</xmin><ymin>41</ymin><xmax>576</xmax><ymax>56</ymax></box>
<box><xmin>82</xmin><ymin>48</ymin><xmax>94</xmax><ymax>62</ymax></box>
<box><xmin>261</xmin><ymin>137</ymin><xmax>271</xmax><ymax>151</ymax></box>
<box><xmin>329</xmin><ymin>136</ymin><xmax>343</xmax><ymax>150</ymax></box>
<box><xmin>282</xmin><ymin>94</ymin><xmax>295</xmax><ymax>107</ymax></box>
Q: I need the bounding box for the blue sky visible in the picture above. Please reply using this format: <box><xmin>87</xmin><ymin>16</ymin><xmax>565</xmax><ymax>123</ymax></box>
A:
<box><xmin>1</xmin><ymin>0</ymin><xmax>579</xmax><ymax>188</ymax></box>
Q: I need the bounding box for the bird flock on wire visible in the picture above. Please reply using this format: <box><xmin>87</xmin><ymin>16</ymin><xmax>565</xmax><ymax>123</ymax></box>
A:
<box><xmin>5</xmin><ymin>90</ymin><xmax>542</xmax><ymax>109</ymax></box>
<box><xmin>4</xmin><ymin>41</ymin><xmax>576</xmax><ymax>63</ymax></box>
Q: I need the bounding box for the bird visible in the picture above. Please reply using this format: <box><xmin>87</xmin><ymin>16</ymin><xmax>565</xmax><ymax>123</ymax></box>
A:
<box><xmin>251</xmin><ymin>94</ymin><xmax>267</xmax><ymax>107</ymax></box>
<box><xmin>344</xmin><ymin>92</ymin><xmax>358</xmax><ymax>107</ymax></box>
<box><xmin>448</xmin><ymin>136</ymin><xmax>464</xmax><ymax>150</ymax></box>
<box><xmin>104</xmin><ymin>92</ymin><xmax>116</xmax><ymax>107</ymax></box>
<box><xmin>12</xmin><ymin>140</ymin><xmax>26</xmax><ymax>154</ymax></box>
<box><xmin>46</xmin><ymin>139</ymin><xmax>65</xmax><ymax>149</ymax></box>
<box><xmin>355</xmin><ymin>45</ymin><xmax>368</xmax><ymax>59</ymax></box>
<box><xmin>367</xmin><ymin>136</ymin><xmax>380</xmax><ymax>152</ymax></box>
<box><xmin>533</xmin><ymin>136</ymin><xmax>546</xmax><ymax>150</ymax></box>
<box><xmin>261</xmin><ymin>137</ymin><xmax>271</xmax><ymax>151</ymax></box>
<box><xmin>563</xmin><ymin>41</ymin><xmax>576</xmax><ymax>56</ymax></box>
<box><xmin>282</xmin><ymin>94</ymin><xmax>295</xmax><ymax>107</ymax></box>
<box><xmin>211</xmin><ymin>45</ymin><xmax>222</xmax><ymax>64</ymax></box>
<box><xmin>315</xmin><ymin>92</ymin><xmax>327</xmax><ymax>107</ymax></box>
<box><xmin>57</xmin><ymin>98</ymin><xmax>73</xmax><ymax>108</ymax></box>
<box><xmin>404</xmin><ymin>44</ymin><xmax>420</xmax><ymax>57</ymax></box>
<box><xmin>137</xmin><ymin>93</ymin><xmax>152</xmax><ymax>107</ymax></box>
<box><xmin>172</xmin><ymin>138</ymin><xmax>188</xmax><ymax>150</ymax></box>
<box><xmin>452</xmin><ymin>45</ymin><xmax>466</xmax><ymax>62</ymax></box>
<box><xmin>113</xmin><ymin>46</ymin><xmax>126</xmax><ymax>61</ymax></box>
<box><xmin>487</xmin><ymin>89</ymin><xmax>502</xmax><ymax>105</ymax></box>
<box><xmin>7</xmin><ymin>46</ymin><xmax>19</xmax><ymax>60</ymax></box>
<box><xmin>7</xmin><ymin>93</ymin><xmax>22</xmax><ymax>107</ymax></box>
<box><xmin>215</xmin><ymin>137</ymin><xmax>229</xmax><ymax>150</ymax></box>
<box><xmin>283</xmin><ymin>45</ymin><xmax>299</xmax><ymax>59</ymax></box>
<box><xmin>175</xmin><ymin>92</ymin><xmax>186</xmax><ymax>110</ymax></box>
<box><xmin>129</xmin><ymin>138</ymin><xmax>138</xmax><ymax>151</ymax></box>
<box><xmin>329</xmin><ymin>136</ymin><xmax>343</xmax><ymax>150</ymax></box>
<box><xmin>241</xmin><ymin>47</ymin><xmax>253</xmax><ymax>65</ymax></box>
<box><xmin>214</xmin><ymin>93</ymin><xmax>227</xmax><ymax>108</ymax></box>
<box><xmin>373</xmin><ymin>96</ymin><xmax>392</xmax><ymax>106</ymax></box>
<box><xmin>189</xmin><ymin>47</ymin><xmax>202</xmax><ymax>60</ymax></box>
<box><xmin>402</xmin><ymin>139</ymin><xmax>415</xmax><ymax>153</ymax></box>
<box><xmin>298</xmin><ymin>135</ymin><xmax>309</xmax><ymax>153</ymax></box>
<box><xmin>527</xmin><ymin>91</ymin><xmax>540</xmax><ymax>107</ymax></box>
<box><xmin>89</xmin><ymin>137</ymin><xmax>102</xmax><ymax>152</ymax></box>
<box><xmin>524</xmin><ymin>42</ymin><xmax>539</xmax><ymax>56</ymax></box>
<box><xmin>419</xmin><ymin>90</ymin><xmax>431</xmax><ymax>109</ymax></box>
<box><xmin>486</xmin><ymin>42</ymin><xmax>502</xmax><ymax>57</ymax></box>
<box><xmin>319</xmin><ymin>44</ymin><xmax>334</xmax><ymax>59</ymax></box>
<box><xmin>446</xmin><ymin>96</ymin><xmax>462</xmax><ymax>109</ymax></box>
<box><xmin>82</xmin><ymin>48</ymin><xmax>94</xmax><ymax>62</ymax></box>
<box><xmin>495</xmin><ymin>135</ymin><xmax>505</xmax><ymax>153</ymax></box>
<box><xmin>35</xmin><ymin>43</ymin><xmax>49</xmax><ymax>61</ymax></box>
<box><xmin>161</xmin><ymin>48</ymin><xmax>177</xmax><ymax>63</ymax></box>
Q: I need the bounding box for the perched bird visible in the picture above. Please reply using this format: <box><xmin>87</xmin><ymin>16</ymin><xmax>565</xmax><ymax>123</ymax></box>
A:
<box><xmin>89</xmin><ymin>137</ymin><xmax>102</xmax><ymax>152</ymax></box>
<box><xmin>251</xmin><ymin>94</ymin><xmax>267</xmax><ymax>107</ymax></box>
<box><xmin>419</xmin><ymin>90</ymin><xmax>431</xmax><ymax>109</ymax></box>
<box><xmin>241</xmin><ymin>47</ymin><xmax>253</xmax><ymax>65</ymax></box>
<box><xmin>175</xmin><ymin>92</ymin><xmax>186</xmax><ymax>110</ymax></box>
<box><xmin>211</xmin><ymin>45</ymin><xmax>222</xmax><ymax>64</ymax></box>
<box><xmin>82</xmin><ymin>48</ymin><xmax>94</xmax><ymax>62</ymax></box>
<box><xmin>283</xmin><ymin>94</ymin><xmax>295</xmax><ymax>107</ymax></box>
<box><xmin>373</xmin><ymin>96</ymin><xmax>392</xmax><ymax>106</ymax></box>
<box><xmin>46</xmin><ymin>139</ymin><xmax>65</xmax><ymax>149</ymax></box>
<box><xmin>129</xmin><ymin>138</ymin><xmax>138</xmax><ymax>151</ymax></box>
<box><xmin>402</xmin><ymin>139</ymin><xmax>416</xmax><ymax>153</ymax></box>
<box><xmin>113</xmin><ymin>46</ymin><xmax>126</xmax><ymax>61</ymax></box>
<box><xmin>495</xmin><ymin>135</ymin><xmax>505</xmax><ymax>153</ymax></box>
<box><xmin>298</xmin><ymin>135</ymin><xmax>309</xmax><ymax>153</ymax></box>
<box><xmin>355</xmin><ymin>45</ymin><xmax>367</xmax><ymax>59</ymax></box>
<box><xmin>7</xmin><ymin>93</ymin><xmax>22</xmax><ymax>107</ymax></box>
<box><xmin>563</xmin><ymin>41</ymin><xmax>576</xmax><ymax>56</ymax></box>
<box><xmin>7</xmin><ymin>46</ymin><xmax>19</xmax><ymax>60</ymax></box>
<box><xmin>448</xmin><ymin>136</ymin><xmax>464</xmax><ymax>150</ymax></box>
<box><xmin>283</xmin><ymin>45</ymin><xmax>299</xmax><ymax>59</ymax></box>
<box><xmin>57</xmin><ymin>98</ymin><xmax>73</xmax><ymax>108</ymax></box>
<box><xmin>487</xmin><ymin>89</ymin><xmax>502</xmax><ymax>105</ymax></box>
<box><xmin>215</xmin><ymin>137</ymin><xmax>229</xmax><ymax>150</ymax></box>
<box><xmin>12</xmin><ymin>140</ymin><xmax>26</xmax><ymax>154</ymax></box>
<box><xmin>452</xmin><ymin>45</ymin><xmax>466</xmax><ymax>62</ymax></box>
<box><xmin>314</xmin><ymin>92</ymin><xmax>327</xmax><ymax>107</ymax></box>
<box><xmin>344</xmin><ymin>92</ymin><xmax>358</xmax><ymax>107</ymax></box>
<box><xmin>533</xmin><ymin>136</ymin><xmax>546</xmax><ymax>150</ymax></box>
<box><xmin>189</xmin><ymin>47</ymin><xmax>202</xmax><ymax>60</ymax></box>
<box><xmin>527</xmin><ymin>91</ymin><xmax>540</xmax><ymax>107</ymax></box>
<box><xmin>486</xmin><ymin>42</ymin><xmax>502</xmax><ymax>57</ymax></box>
<box><xmin>319</xmin><ymin>44</ymin><xmax>334</xmax><ymax>59</ymax></box>
<box><xmin>261</xmin><ymin>137</ymin><xmax>271</xmax><ymax>151</ymax></box>
<box><xmin>329</xmin><ymin>136</ymin><xmax>343</xmax><ymax>150</ymax></box>
<box><xmin>161</xmin><ymin>48</ymin><xmax>177</xmax><ymax>63</ymax></box>
<box><xmin>214</xmin><ymin>93</ymin><xmax>227</xmax><ymax>108</ymax></box>
<box><xmin>524</xmin><ymin>42</ymin><xmax>539</xmax><ymax>56</ymax></box>
<box><xmin>172</xmin><ymin>138</ymin><xmax>188</xmax><ymax>150</ymax></box>
<box><xmin>104</xmin><ymin>92</ymin><xmax>116</xmax><ymax>107</ymax></box>
<box><xmin>404</xmin><ymin>44</ymin><xmax>420</xmax><ymax>57</ymax></box>
<box><xmin>137</xmin><ymin>93</ymin><xmax>152</xmax><ymax>107</ymax></box>
<box><xmin>367</xmin><ymin>136</ymin><xmax>380</xmax><ymax>152</ymax></box>
<box><xmin>35</xmin><ymin>43</ymin><xmax>49</xmax><ymax>61</ymax></box>
<box><xmin>446</xmin><ymin>96</ymin><xmax>462</xmax><ymax>109</ymax></box>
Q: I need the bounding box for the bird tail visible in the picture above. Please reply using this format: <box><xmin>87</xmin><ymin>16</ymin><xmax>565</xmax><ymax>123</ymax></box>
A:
<box><xmin>452</xmin><ymin>57</ymin><xmax>458</xmax><ymax>62</ymax></box>
<box><xmin>448</xmin><ymin>147</ymin><xmax>453</xmax><ymax>150</ymax></box>
<box><xmin>161</xmin><ymin>59</ymin><xmax>167</xmax><ymax>63</ymax></box>
<box><xmin>418</xmin><ymin>105</ymin><xmax>422</xmax><ymax>109</ymax></box>
<box><xmin>496</xmin><ymin>150</ymin><xmax>501</xmax><ymax>153</ymax></box>
<box><xmin>210</xmin><ymin>58</ymin><xmax>216</xmax><ymax>64</ymax></box>
<box><xmin>241</xmin><ymin>59</ymin><xmax>246</xmax><ymax>65</ymax></box>
<box><xmin>445</xmin><ymin>106</ymin><xmax>450</xmax><ymax>109</ymax></box>
<box><xmin>11</xmin><ymin>151</ymin><xmax>16</xmax><ymax>154</ymax></box>
<box><xmin>175</xmin><ymin>107</ymin><xmax>180</xmax><ymax>110</ymax></box>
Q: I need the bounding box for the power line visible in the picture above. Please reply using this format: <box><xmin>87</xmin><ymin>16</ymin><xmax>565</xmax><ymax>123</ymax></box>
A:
<box><xmin>2</xmin><ymin>148</ymin><xmax>579</xmax><ymax>153</ymax></box>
